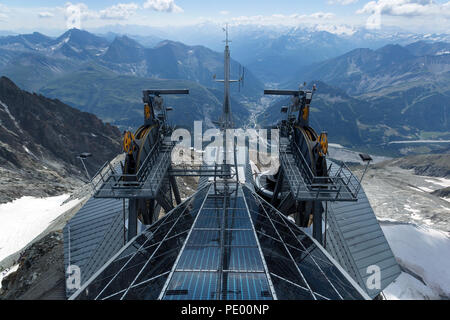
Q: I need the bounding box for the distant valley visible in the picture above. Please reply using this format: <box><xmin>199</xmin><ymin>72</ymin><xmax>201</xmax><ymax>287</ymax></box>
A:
<box><xmin>260</xmin><ymin>41</ymin><xmax>450</xmax><ymax>153</ymax></box>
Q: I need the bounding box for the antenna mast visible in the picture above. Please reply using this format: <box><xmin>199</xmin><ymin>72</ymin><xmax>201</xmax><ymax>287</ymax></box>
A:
<box><xmin>212</xmin><ymin>25</ymin><xmax>245</xmax><ymax>177</ymax></box>
<box><xmin>221</xmin><ymin>23</ymin><xmax>233</xmax><ymax>130</ymax></box>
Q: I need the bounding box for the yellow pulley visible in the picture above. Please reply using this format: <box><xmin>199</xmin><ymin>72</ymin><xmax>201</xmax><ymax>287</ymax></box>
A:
<box><xmin>123</xmin><ymin>131</ymin><xmax>135</xmax><ymax>155</ymax></box>
<box><xmin>302</xmin><ymin>105</ymin><xmax>310</xmax><ymax>121</ymax></box>
<box><xmin>318</xmin><ymin>132</ymin><xmax>328</xmax><ymax>157</ymax></box>
<box><xmin>144</xmin><ymin>104</ymin><xmax>151</xmax><ymax>120</ymax></box>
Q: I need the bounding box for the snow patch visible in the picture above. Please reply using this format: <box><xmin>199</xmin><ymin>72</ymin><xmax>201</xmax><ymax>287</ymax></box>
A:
<box><xmin>22</xmin><ymin>145</ymin><xmax>38</xmax><ymax>160</ymax></box>
<box><xmin>328</xmin><ymin>143</ymin><xmax>344</xmax><ymax>149</ymax></box>
<box><xmin>403</xmin><ymin>205</ymin><xmax>423</xmax><ymax>220</ymax></box>
<box><xmin>384</xmin><ymin>272</ymin><xmax>440</xmax><ymax>300</ymax></box>
<box><xmin>0</xmin><ymin>100</ymin><xmax>23</xmax><ymax>133</ymax></box>
<box><xmin>388</xmin><ymin>140</ymin><xmax>450</xmax><ymax>144</ymax></box>
<box><xmin>408</xmin><ymin>186</ymin><xmax>424</xmax><ymax>193</ymax></box>
<box><xmin>0</xmin><ymin>195</ymin><xmax>81</xmax><ymax>264</ymax></box>
<box><xmin>0</xmin><ymin>264</ymin><xmax>19</xmax><ymax>289</ymax></box>
<box><xmin>425</xmin><ymin>178</ymin><xmax>450</xmax><ymax>188</ymax></box>
<box><xmin>416</xmin><ymin>186</ymin><xmax>434</xmax><ymax>193</ymax></box>
<box><xmin>50</xmin><ymin>35</ymin><xmax>70</xmax><ymax>51</ymax></box>
<box><xmin>382</xmin><ymin>224</ymin><xmax>450</xmax><ymax>298</ymax></box>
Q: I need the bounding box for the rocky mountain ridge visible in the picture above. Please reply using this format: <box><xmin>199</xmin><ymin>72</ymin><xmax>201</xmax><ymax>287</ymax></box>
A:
<box><xmin>0</xmin><ymin>77</ymin><xmax>121</xmax><ymax>202</ymax></box>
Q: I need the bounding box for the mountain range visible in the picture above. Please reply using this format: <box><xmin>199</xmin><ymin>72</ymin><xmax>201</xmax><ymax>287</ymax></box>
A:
<box><xmin>291</xmin><ymin>42</ymin><xmax>450</xmax><ymax>96</ymax></box>
<box><xmin>0</xmin><ymin>27</ymin><xmax>448</xmax><ymax>153</ymax></box>
<box><xmin>0</xmin><ymin>29</ymin><xmax>263</xmax><ymax>95</ymax></box>
<box><xmin>259</xmin><ymin>40</ymin><xmax>449</xmax><ymax>150</ymax></box>
<box><xmin>38</xmin><ymin>63</ymin><xmax>251</xmax><ymax>130</ymax></box>
<box><xmin>260</xmin><ymin>76</ymin><xmax>450</xmax><ymax>151</ymax></box>
<box><xmin>90</xmin><ymin>23</ymin><xmax>450</xmax><ymax>84</ymax></box>
<box><xmin>0</xmin><ymin>28</ymin><xmax>259</xmax><ymax>129</ymax></box>
<box><xmin>0</xmin><ymin>76</ymin><xmax>121</xmax><ymax>202</ymax></box>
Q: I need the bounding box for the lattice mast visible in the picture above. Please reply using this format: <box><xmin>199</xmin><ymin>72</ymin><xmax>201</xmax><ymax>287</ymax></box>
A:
<box><xmin>221</xmin><ymin>25</ymin><xmax>233</xmax><ymax>130</ymax></box>
<box><xmin>214</xmin><ymin>25</ymin><xmax>243</xmax><ymax>176</ymax></box>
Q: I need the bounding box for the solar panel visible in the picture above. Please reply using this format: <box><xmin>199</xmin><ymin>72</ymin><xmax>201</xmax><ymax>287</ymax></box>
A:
<box><xmin>177</xmin><ymin>247</ymin><xmax>220</xmax><ymax>271</ymax></box>
<box><xmin>225</xmin><ymin>247</ymin><xmax>264</xmax><ymax>272</ymax></box>
<box><xmin>224</xmin><ymin>273</ymin><xmax>272</xmax><ymax>300</ymax></box>
<box><xmin>70</xmin><ymin>185</ymin><xmax>210</xmax><ymax>300</ymax></box>
<box><xmin>163</xmin><ymin>272</ymin><xmax>218</xmax><ymax>300</ymax></box>
<box><xmin>242</xmin><ymin>186</ymin><xmax>368</xmax><ymax>300</ymax></box>
<box><xmin>71</xmin><ymin>183</ymin><xmax>369</xmax><ymax>300</ymax></box>
<box><xmin>224</xmin><ymin>230</ymin><xmax>258</xmax><ymax>246</ymax></box>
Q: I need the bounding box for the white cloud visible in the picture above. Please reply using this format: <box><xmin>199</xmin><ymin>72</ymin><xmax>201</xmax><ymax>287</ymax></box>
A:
<box><xmin>99</xmin><ymin>3</ymin><xmax>139</xmax><ymax>20</ymax></box>
<box><xmin>0</xmin><ymin>4</ymin><xmax>9</xmax><ymax>20</ymax></box>
<box><xmin>38</xmin><ymin>12</ymin><xmax>54</xmax><ymax>18</ymax></box>
<box><xmin>230</xmin><ymin>12</ymin><xmax>336</xmax><ymax>26</ymax></box>
<box><xmin>0</xmin><ymin>4</ymin><xmax>10</xmax><ymax>13</ymax></box>
<box><xmin>65</xmin><ymin>2</ymin><xmax>98</xmax><ymax>29</ymax></box>
<box><xmin>315</xmin><ymin>23</ymin><xmax>356</xmax><ymax>35</ymax></box>
<box><xmin>356</xmin><ymin>0</ymin><xmax>450</xmax><ymax>30</ymax></box>
<box><xmin>220</xmin><ymin>10</ymin><xmax>230</xmax><ymax>15</ymax></box>
<box><xmin>357</xmin><ymin>0</ymin><xmax>450</xmax><ymax>18</ymax></box>
<box><xmin>143</xmin><ymin>0</ymin><xmax>183</xmax><ymax>13</ymax></box>
<box><xmin>328</xmin><ymin>0</ymin><xmax>359</xmax><ymax>5</ymax></box>
<box><xmin>310</xmin><ymin>12</ymin><xmax>336</xmax><ymax>19</ymax></box>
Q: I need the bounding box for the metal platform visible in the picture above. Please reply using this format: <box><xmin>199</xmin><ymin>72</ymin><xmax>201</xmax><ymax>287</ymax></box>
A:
<box><xmin>93</xmin><ymin>137</ymin><xmax>175</xmax><ymax>199</ymax></box>
<box><xmin>279</xmin><ymin>138</ymin><xmax>361</xmax><ymax>202</ymax></box>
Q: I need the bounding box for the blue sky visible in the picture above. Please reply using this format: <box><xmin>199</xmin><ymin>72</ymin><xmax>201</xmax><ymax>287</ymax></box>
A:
<box><xmin>0</xmin><ymin>0</ymin><xmax>448</xmax><ymax>34</ymax></box>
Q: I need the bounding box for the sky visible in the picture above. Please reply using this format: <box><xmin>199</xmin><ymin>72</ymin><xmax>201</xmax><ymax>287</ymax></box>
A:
<box><xmin>0</xmin><ymin>0</ymin><xmax>449</xmax><ymax>34</ymax></box>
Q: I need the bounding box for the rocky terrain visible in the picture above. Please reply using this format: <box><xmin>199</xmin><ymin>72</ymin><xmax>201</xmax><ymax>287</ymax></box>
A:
<box><xmin>369</xmin><ymin>153</ymin><xmax>450</xmax><ymax>212</ymax></box>
<box><xmin>379</xmin><ymin>153</ymin><xmax>450</xmax><ymax>178</ymax></box>
<box><xmin>0</xmin><ymin>78</ymin><xmax>126</xmax><ymax>298</ymax></box>
<box><xmin>432</xmin><ymin>187</ymin><xmax>450</xmax><ymax>198</ymax></box>
<box><xmin>356</xmin><ymin>163</ymin><xmax>450</xmax><ymax>234</ymax></box>
<box><xmin>0</xmin><ymin>231</ymin><xmax>65</xmax><ymax>300</ymax></box>
<box><xmin>0</xmin><ymin>76</ymin><xmax>122</xmax><ymax>203</ymax></box>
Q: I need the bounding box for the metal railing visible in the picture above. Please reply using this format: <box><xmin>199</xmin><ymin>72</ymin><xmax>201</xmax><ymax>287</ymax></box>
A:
<box><xmin>281</xmin><ymin>139</ymin><xmax>362</xmax><ymax>201</ymax></box>
<box><xmin>92</xmin><ymin>139</ymin><xmax>175</xmax><ymax>194</ymax></box>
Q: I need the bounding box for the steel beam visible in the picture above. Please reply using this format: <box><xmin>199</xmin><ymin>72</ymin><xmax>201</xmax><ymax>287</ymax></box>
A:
<box><xmin>157</xmin><ymin>192</ymin><xmax>174</xmax><ymax>213</ymax></box>
<box><xmin>128</xmin><ymin>199</ymin><xmax>138</xmax><ymax>240</ymax></box>
<box><xmin>312</xmin><ymin>201</ymin><xmax>323</xmax><ymax>245</ymax></box>
<box><xmin>169</xmin><ymin>173</ymin><xmax>182</xmax><ymax>205</ymax></box>
<box><xmin>271</xmin><ymin>168</ymin><xmax>284</xmax><ymax>205</ymax></box>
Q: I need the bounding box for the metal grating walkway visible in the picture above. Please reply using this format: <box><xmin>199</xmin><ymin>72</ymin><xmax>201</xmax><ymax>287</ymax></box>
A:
<box><xmin>94</xmin><ymin>138</ymin><xmax>174</xmax><ymax>199</ymax></box>
<box><xmin>279</xmin><ymin>138</ymin><xmax>360</xmax><ymax>202</ymax></box>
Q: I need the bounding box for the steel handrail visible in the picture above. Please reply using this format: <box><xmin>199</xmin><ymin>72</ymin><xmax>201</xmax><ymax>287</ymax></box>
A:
<box><xmin>282</xmin><ymin>138</ymin><xmax>363</xmax><ymax>200</ymax></box>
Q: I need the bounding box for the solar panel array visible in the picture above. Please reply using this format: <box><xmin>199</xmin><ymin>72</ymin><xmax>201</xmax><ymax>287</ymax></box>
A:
<box><xmin>161</xmin><ymin>186</ymin><xmax>274</xmax><ymax>300</ymax></box>
<box><xmin>245</xmin><ymin>187</ymin><xmax>367</xmax><ymax>300</ymax></box>
<box><xmin>71</xmin><ymin>183</ymin><xmax>368</xmax><ymax>300</ymax></box>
